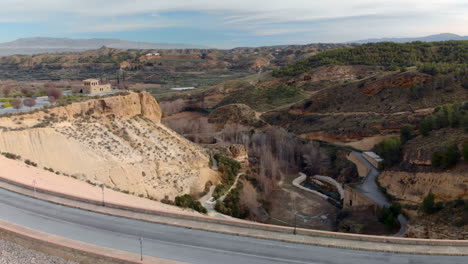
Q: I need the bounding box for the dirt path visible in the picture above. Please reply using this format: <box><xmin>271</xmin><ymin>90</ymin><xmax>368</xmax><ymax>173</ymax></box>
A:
<box><xmin>296</xmin><ymin>107</ymin><xmax>434</xmax><ymax>117</ymax></box>
<box><xmin>200</xmin><ymin>173</ymin><xmax>244</xmax><ymax>219</ymax></box>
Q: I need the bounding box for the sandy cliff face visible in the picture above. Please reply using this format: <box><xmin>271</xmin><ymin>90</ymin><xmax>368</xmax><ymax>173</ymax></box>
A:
<box><xmin>0</xmin><ymin>92</ymin><xmax>218</xmax><ymax>200</ymax></box>
<box><xmin>379</xmin><ymin>166</ymin><xmax>468</xmax><ymax>205</ymax></box>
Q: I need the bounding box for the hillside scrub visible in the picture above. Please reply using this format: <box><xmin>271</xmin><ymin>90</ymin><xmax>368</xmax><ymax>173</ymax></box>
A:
<box><xmin>421</xmin><ymin>192</ymin><xmax>443</xmax><ymax>214</ymax></box>
<box><xmin>215</xmin><ymin>180</ymin><xmax>249</xmax><ymax>218</ymax></box>
<box><xmin>212</xmin><ymin>153</ymin><xmax>241</xmax><ymax>199</ymax></box>
<box><xmin>273</xmin><ymin>41</ymin><xmax>468</xmax><ymax>77</ymax></box>
<box><xmin>377</xmin><ymin>203</ymin><xmax>402</xmax><ymax>228</ymax></box>
<box><xmin>431</xmin><ymin>145</ymin><xmax>461</xmax><ymax>169</ymax></box>
<box><xmin>373</xmin><ymin>137</ymin><xmax>402</xmax><ymax>169</ymax></box>
<box><xmin>419</xmin><ymin>103</ymin><xmax>468</xmax><ymax>136</ymax></box>
<box><xmin>175</xmin><ymin>194</ymin><xmax>207</xmax><ymax>214</ymax></box>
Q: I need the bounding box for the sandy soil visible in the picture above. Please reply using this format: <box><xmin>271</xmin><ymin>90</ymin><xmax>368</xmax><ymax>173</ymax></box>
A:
<box><xmin>0</xmin><ymin>155</ymin><xmax>198</xmax><ymax>214</ymax></box>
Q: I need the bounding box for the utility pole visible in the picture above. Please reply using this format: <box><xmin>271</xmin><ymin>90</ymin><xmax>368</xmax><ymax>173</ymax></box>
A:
<box><xmin>101</xmin><ymin>185</ymin><xmax>105</xmax><ymax>206</ymax></box>
<box><xmin>33</xmin><ymin>179</ymin><xmax>36</xmax><ymax>198</ymax></box>
<box><xmin>139</xmin><ymin>237</ymin><xmax>143</xmax><ymax>261</ymax></box>
<box><xmin>293</xmin><ymin>198</ymin><xmax>297</xmax><ymax>235</ymax></box>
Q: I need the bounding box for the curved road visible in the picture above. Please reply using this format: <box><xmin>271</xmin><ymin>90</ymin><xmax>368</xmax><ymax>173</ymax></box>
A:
<box><xmin>352</xmin><ymin>151</ymin><xmax>408</xmax><ymax>236</ymax></box>
<box><xmin>0</xmin><ymin>188</ymin><xmax>464</xmax><ymax>263</ymax></box>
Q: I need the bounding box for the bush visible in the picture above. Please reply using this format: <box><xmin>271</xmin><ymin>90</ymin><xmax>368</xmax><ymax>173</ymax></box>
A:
<box><xmin>24</xmin><ymin>159</ymin><xmax>37</xmax><ymax>167</ymax></box>
<box><xmin>377</xmin><ymin>203</ymin><xmax>401</xmax><ymax>228</ymax></box>
<box><xmin>420</xmin><ymin>116</ymin><xmax>433</xmax><ymax>136</ymax></box>
<box><xmin>443</xmin><ymin>145</ymin><xmax>461</xmax><ymax>168</ymax></box>
<box><xmin>214</xmin><ymin>153</ymin><xmax>241</xmax><ymax>186</ymax></box>
<box><xmin>400</xmin><ymin>125</ymin><xmax>414</xmax><ymax>144</ymax></box>
<box><xmin>2</xmin><ymin>152</ymin><xmax>21</xmax><ymax>160</ymax></box>
<box><xmin>373</xmin><ymin>137</ymin><xmax>402</xmax><ymax>169</ymax></box>
<box><xmin>421</xmin><ymin>192</ymin><xmax>443</xmax><ymax>214</ymax></box>
<box><xmin>463</xmin><ymin>142</ymin><xmax>468</xmax><ymax>161</ymax></box>
<box><xmin>214</xmin><ymin>181</ymin><xmax>248</xmax><ymax>218</ymax></box>
<box><xmin>431</xmin><ymin>151</ymin><xmax>443</xmax><ymax>168</ymax></box>
<box><xmin>175</xmin><ymin>194</ymin><xmax>207</xmax><ymax>214</ymax></box>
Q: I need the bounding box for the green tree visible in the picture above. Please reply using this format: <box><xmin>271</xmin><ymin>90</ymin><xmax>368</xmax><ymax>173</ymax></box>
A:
<box><xmin>420</xmin><ymin>116</ymin><xmax>433</xmax><ymax>136</ymax></box>
<box><xmin>431</xmin><ymin>151</ymin><xmax>443</xmax><ymax>168</ymax></box>
<box><xmin>443</xmin><ymin>145</ymin><xmax>461</xmax><ymax>168</ymax></box>
<box><xmin>373</xmin><ymin>137</ymin><xmax>402</xmax><ymax>169</ymax></box>
<box><xmin>400</xmin><ymin>125</ymin><xmax>414</xmax><ymax>144</ymax></box>
<box><xmin>421</xmin><ymin>192</ymin><xmax>435</xmax><ymax>214</ymax></box>
<box><xmin>463</xmin><ymin>142</ymin><xmax>468</xmax><ymax>161</ymax></box>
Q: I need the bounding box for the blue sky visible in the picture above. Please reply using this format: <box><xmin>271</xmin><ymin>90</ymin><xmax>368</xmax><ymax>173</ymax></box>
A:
<box><xmin>0</xmin><ymin>0</ymin><xmax>467</xmax><ymax>48</ymax></box>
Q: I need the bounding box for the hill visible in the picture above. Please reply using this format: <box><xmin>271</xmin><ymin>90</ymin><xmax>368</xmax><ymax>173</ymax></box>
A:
<box><xmin>0</xmin><ymin>92</ymin><xmax>218</xmax><ymax>200</ymax></box>
<box><xmin>0</xmin><ymin>37</ymin><xmax>208</xmax><ymax>56</ymax></box>
<box><xmin>0</xmin><ymin>43</ymin><xmax>350</xmax><ymax>89</ymax></box>
<box><xmin>352</xmin><ymin>33</ymin><xmax>468</xmax><ymax>44</ymax></box>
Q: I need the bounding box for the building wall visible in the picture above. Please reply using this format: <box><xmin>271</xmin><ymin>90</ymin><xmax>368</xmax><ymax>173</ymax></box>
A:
<box><xmin>343</xmin><ymin>185</ymin><xmax>379</xmax><ymax>212</ymax></box>
<box><xmin>72</xmin><ymin>84</ymin><xmax>112</xmax><ymax>94</ymax></box>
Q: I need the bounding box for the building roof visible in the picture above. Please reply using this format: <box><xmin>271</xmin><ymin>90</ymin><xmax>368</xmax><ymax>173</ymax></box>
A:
<box><xmin>83</xmin><ymin>78</ymin><xmax>99</xmax><ymax>82</ymax></box>
<box><xmin>363</xmin><ymin>151</ymin><xmax>384</xmax><ymax>162</ymax></box>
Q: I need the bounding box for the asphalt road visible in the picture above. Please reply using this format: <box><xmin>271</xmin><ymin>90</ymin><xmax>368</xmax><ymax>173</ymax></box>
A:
<box><xmin>0</xmin><ymin>188</ymin><xmax>465</xmax><ymax>264</ymax></box>
<box><xmin>352</xmin><ymin>151</ymin><xmax>408</xmax><ymax>236</ymax></box>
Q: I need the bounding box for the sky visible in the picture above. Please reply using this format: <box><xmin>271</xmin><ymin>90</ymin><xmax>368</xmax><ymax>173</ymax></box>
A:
<box><xmin>0</xmin><ymin>0</ymin><xmax>467</xmax><ymax>48</ymax></box>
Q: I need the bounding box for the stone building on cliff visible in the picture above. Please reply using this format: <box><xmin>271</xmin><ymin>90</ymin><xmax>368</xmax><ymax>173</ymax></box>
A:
<box><xmin>73</xmin><ymin>79</ymin><xmax>112</xmax><ymax>94</ymax></box>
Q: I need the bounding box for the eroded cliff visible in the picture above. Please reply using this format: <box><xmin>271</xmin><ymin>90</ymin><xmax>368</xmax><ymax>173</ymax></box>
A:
<box><xmin>0</xmin><ymin>92</ymin><xmax>218</xmax><ymax>200</ymax></box>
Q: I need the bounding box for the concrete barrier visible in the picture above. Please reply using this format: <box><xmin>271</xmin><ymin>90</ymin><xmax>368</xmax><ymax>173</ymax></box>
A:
<box><xmin>0</xmin><ymin>219</ymin><xmax>182</xmax><ymax>264</ymax></box>
<box><xmin>0</xmin><ymin>175</ymin><xmax>467</xmax><ymax>255</ymax></box>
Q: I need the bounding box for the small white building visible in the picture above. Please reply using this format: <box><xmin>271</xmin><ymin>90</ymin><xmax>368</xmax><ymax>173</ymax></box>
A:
<box><xmin>145</xmin><ymin>52</ymin><xmax>160</xmax><ymax>57</ymax></box>
<box><xmin>363</xmin><ymin>151</ymin><xmax>383</xmax><ymax>168</ymax></box>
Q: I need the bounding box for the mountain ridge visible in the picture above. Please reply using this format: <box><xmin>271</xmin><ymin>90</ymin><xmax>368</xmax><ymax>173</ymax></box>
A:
<box><xmin>0</xmin><ymin>37</ymin><xmax>209</xmax><ymax>56</ymax></box>
<box><xmin>351</xmin><ymin>33</ymin><xmax>468</xmax><ymax>43</ymax></box>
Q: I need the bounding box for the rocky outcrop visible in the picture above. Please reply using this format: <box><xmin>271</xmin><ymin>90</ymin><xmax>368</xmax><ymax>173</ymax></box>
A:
<box><xmin>359</xmin><ymin>72</ymin><xmax>431</xmax><ymax>96</ymax></box>
<box><xmin>379</xmin><ymin>166</ymin><xmax>468</xmax><ymax>205</ymax></box>
<box><xmin>0</xmin><ymin>92</ymin><xmax>162</xmax><ymax>129</ymax></box>
<box><xmin>406</xmin><ymin>220</ymin><xmax>468</xmax><ymax>240</ymax></box>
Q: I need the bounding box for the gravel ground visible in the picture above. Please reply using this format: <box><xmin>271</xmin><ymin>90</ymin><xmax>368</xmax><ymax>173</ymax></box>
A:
<box><xmin>0</xmin><ymin>239</ymin><xmax>78</xmax><ymax>264</ymax></box>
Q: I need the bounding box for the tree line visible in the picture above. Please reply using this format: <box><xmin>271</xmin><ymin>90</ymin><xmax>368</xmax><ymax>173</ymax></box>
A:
<box><xmin>273</xmin><ymin>41</ymin><xmax>468</xmax><ymax>77</ymax></box>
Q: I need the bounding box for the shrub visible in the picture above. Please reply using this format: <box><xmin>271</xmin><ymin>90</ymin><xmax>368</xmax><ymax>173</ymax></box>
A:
<box><xmin>443</xmin><ymin>145</ymin><xmax>461</xmax><ymax>168</ymax></box>
<box><xmin>463</xmin><ymin>142</ymin><xmax>468</xmax><ymax>161</ymax></box>
<box><xmin>400</xmin><ymin>125</ymin><xmax>414</xmax><ymax>144</ymax></box>
<box><xmin>421</xmin><ymin>192</ymin><xmax>443</xmax><ymax>214</ymax></box>
<box><xmin>175</xmin><ymin>194</ymin><xmax>207</xmax><ymax>214</ymax></box>
<box><xmin>377</xmin><ymin>203</ymin><xmax>401</xmax><ymax>228</ymax></box>
<box><xmin>420</xmin><ymin>116</ymin><xmax>433</xmax><ymax>136</ymax></box>
<box><xmin>24</xmin><ymin>159</ymin><xmax>37</xmax><ymax>167</ymax></box>
<box><xmin>373</xmin><ymin>137</ymin><xmax>402</xmax><ymax>169</ymax></box>
<box><xmin>431</xmin><ymin>151</ymin><xmax>443</xmax><ymax>168</ymax></box>
<box><xmin>2</xmin><ymin>152</ymin><xmax>21</xmax><ymax>160</ymax></box>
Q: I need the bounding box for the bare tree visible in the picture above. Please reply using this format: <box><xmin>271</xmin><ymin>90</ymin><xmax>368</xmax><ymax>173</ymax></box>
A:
<box><xmin>11</xmin><ymin>98</ymin><xmax>23</xmax><ymax>111</ymax></box>
<box><xmin>23</xmin><ymin>98</ymin><xmax>37</xmax><ymax>109</ymax></box>
<box><xmin>46</xmin><ymin>87</ymin><xmax>63</xmax><ymax>101</ymax></box>
<box><xmin>1</xmin><ymin>86</ymin><xmax>13</xmax><ymax>97</ymax></box>
<box><xmin>20</xmin><ymin>87</ymin><xmax>33</xmax><ymax>97</ymax></box>
<box><xmin>48</xmin><ymin>96</ymin><xmax>57</xmax><ymax>104</ymax></box>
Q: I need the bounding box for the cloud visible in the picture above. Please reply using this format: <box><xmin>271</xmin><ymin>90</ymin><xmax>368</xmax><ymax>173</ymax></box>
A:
<box><xmin>0</xmin><ymin>0</ymin><xmax>466</xmax><ymax>44</ymax></box>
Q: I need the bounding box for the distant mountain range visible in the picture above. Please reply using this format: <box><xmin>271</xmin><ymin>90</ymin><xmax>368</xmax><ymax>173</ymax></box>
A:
<box><xmin>0</xmin><ymin>37</ymin><xmax>209</xmax><ymax>56</ymax></box>
<box><xmin>351</xmin><ymin>33</ymin><xmax>468</xmax><ymax>44</ymax></box>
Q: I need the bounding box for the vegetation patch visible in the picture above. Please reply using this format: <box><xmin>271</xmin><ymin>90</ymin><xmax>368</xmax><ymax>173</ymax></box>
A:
<box><xmin>175</xmin><ymin>194</ymin><xmax>207</xmax><ymax>214</ymax></box>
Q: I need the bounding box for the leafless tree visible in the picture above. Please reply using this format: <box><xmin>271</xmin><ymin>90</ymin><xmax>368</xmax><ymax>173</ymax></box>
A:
<box><xmin>23</xmin><ymin>98</ymin><xmax>37</xmax><ymax>109</ymax></box>
<box><xmin>1</xmin><ymin>86</ymin><xmax>13</xmax><ymax>97</ymax></box>
<box><xmin>11</xmin><ymin>98</ymin><xmax>23</xmax><ymax>111</ymax></box>
<box><xmin>46</xmin><ymin>87</ymin><xmax>63</xmax><ymax>101</ymax></box>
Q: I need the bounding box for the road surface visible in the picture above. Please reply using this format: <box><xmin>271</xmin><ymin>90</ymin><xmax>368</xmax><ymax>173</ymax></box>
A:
<box><xmin>352</xmin><ymin>151</ymin><xmax>408</xmax><ymax>236</ymax></box>
<box><xmin>0</xmin><ymin>187</ymin><xmax>464</xmax><ymax>263</ymax></box>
